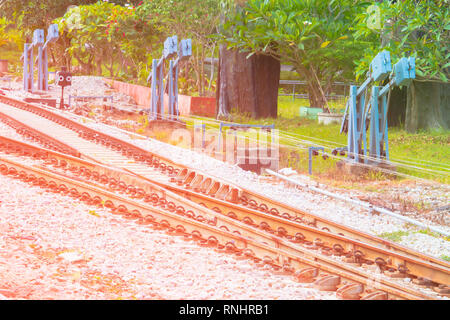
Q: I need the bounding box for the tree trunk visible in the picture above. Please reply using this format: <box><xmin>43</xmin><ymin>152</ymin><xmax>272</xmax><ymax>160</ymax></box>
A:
<box><xmin>307</xmin><ymin>78</ymin><xmax>327</xmax><ymax>110</ymax></box>
<box><xmin>216</xmin><ymin>46</ymin><xmax>280</xmax><ymax>119</ymax></box>
<box><xmin>300</xmin><ymin>65</ymin><xmax>329</xmax><ymax>112</ymax></box>
<box><xmin>73</xmin><ymin>53</ymin><xmax>93</xmax><ymax>75</ymax></box>
<box><xmin>405</xmin><ymin>80</ymin><xmax>449</xmax><ymax>132</ymax></box>
<box><xmin>95</xmin><ymin>57</ymin><xmax>102</xmax><ymax>76</ymax></box>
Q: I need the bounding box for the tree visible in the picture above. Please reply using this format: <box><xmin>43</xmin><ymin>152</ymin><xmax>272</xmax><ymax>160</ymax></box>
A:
<box><xmin>0</xmin><ymin>16</ymin><xmax>24</xmax><ymax>71</ymax></box>
<box><xmin>0</xmin><ymin>17</ymin><xmax>15</xmax><ymax>49</ymax></box>
<box><xmin>216</xmin><ymin>46</ymin><xmax>280</xmax><ymax>118</ymax></box>
<box><xmin>137</xmin><ymin>0</ymin><xmax>221</xmax><ymax>96</ymax></box>
<box><xmin>219</xmin><ymin>0</ymin><xmax>370</xmax><ymax>111</ymax></box>
<box><xmin>0</xmin><ymin>0</ymin><xmax>98</xmax><ymax>36</ymax></box>
<box><xmin>55</xmin><ymin>1</ymin><xmax>165</xmax><ymax>77</ymax></box>
<box><xmin>354</xmin><ymin>0</ymin><xmax>449</xmax><ymax>82</ymax></box>
<box><xmin>354</xmin><ymin>0</ymin><xmax>449</xmax><ymax>132</ymax></box>
<box><xmin>216</xmin><ymin>0</ymin><xmax>281</xmax><ymax>119</ymax></box>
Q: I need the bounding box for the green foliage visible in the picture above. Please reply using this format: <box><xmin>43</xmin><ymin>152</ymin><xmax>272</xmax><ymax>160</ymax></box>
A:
<box><xmin>0</xmin><ymin>17</ymin><xmax>23</xmax><ymax>74</ymax></box>
<box><xmin>51</xmin><ymin>0</ymin><xmax>221</xmax><ymax>92</ymax></box>
<box><xmin>219</xmin><ymin>0</ymin><xmax>371</xmax><ymax>109</ymax></box>
<box><xmin>0</xmin><ymin>17</ymin><xmax>23</xmax><ymax>48</ymax></box>
<box><xmin>353</xmin><ymin>0</ymin><xmax>450</xmax><ymax>82</ymax></box>
<box><xmin>2</xmin><ymin>0</ymin><xmax>221</xmax><ymax>95</ymax></box>
<box><xmin>377</xmin><ymin>230</ymin><xmax>410</xmax><ymax>242</ymax></box>
<box><xmin>0</xmin><ymin>0</ymin><xmax>98</xmax><ymax>37</ymax></box>
<box><xmin>55</xmin><ymin>1</ymin><xmax>164</xmax><ymax>77</ymax></box>
<box><xmin>138</xmin><ymin>0</ymin><xmax>220</xmax><ymax>41</ymax></box>
<box><xmin>137</xmin><ymin>0</ymin><xmax>221</xmax><ymax>95</ymax></box>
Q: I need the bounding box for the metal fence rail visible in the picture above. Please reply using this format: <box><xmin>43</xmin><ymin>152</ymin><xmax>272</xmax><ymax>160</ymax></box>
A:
<box><xmin>279</xmin><ymin>80</ymin><xmax>355</xmax><ymax>101</ymax></box>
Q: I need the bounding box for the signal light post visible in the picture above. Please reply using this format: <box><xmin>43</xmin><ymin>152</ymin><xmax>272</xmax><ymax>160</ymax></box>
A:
<box><xmin>55</xmin><ymin>66</ymin><xmax>72</xmax><ymax>109</ymax></box>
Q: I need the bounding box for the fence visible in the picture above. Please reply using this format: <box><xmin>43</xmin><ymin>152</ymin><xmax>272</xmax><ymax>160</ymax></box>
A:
<box><xmin>279</xmin><ymin>80</ymin><xmax>355</xmax><ymax>101</ymax></box>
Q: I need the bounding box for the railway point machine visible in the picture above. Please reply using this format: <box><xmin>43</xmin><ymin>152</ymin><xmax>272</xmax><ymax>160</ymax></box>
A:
<box><xmin>23</xmin><ymin>24</ymin><xmax>59</xmax><ymax>92</ymax></box>
<box><xmin>146</xmin><ymin>35</ymin><xmax>191</xmax><ymax>131</ymax></box>
<box><xmin>339</xmin><ymin>51</ymin><xmax>415</xmax><ymax>169</ymax></box>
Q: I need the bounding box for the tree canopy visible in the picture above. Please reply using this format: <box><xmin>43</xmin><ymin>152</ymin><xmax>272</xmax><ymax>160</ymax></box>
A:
<box><xmin>354</xmin><ymin>0</ymin><xmax>450</xmax><ymax>82</ymax></box>
<box><xmin>219</xmin><ymin>0</ymin><xmax>371</xmax><ymax>110</ymax></box>
<box><xmin>55</xmin><ymin>1</ymin><xmax>165</xmax><ymax>78</ymax></box>
<box><xmin>1</xmin><ymin>0</ymin><xmax>448</xmax><ymax>102</ymax></box>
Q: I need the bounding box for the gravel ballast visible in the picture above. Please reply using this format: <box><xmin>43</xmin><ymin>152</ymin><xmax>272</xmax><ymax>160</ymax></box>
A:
<box><xmin>0</xmin><ymin>173</ymin><xmax>336</xmax><ymax>300</ymax></box>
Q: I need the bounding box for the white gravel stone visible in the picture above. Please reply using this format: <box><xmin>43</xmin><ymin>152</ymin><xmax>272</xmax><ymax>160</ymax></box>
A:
<box><xmin>0</xmin><ymin>172</ymin><xmax>336</xmax><ymax>300</ymax></box>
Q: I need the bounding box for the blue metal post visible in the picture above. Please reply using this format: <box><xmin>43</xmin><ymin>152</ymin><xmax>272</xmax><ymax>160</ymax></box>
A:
<box><xmin>382</xmin><ymin>93</ymin><xmax>389</xmax><ymax>160</ymax></box>
<box><xmin>29</xmin><ymin>44</ymin><xmax>34</xmax><ymax>92</ymax></box>
<box><xmin>37</xmin><ymin>46</ymin><xmax>44</xmax><ymax>90</ymax></box>
<box><xmin>23</xmin><ymin>43</ymin><xmax>30</xmax><ymax>91</ymax></box>
<box><xmin>369</xmin><ymin>86</ymin><xmax>381</xmax><ymax>160</ymax></box>
<box><xmin>150</xmin><ymin>59</ymin><xmax>158</xmax><ymax>120</ymax></box>
<box><xmin>158</xmin><ymin>58</ymin><xmax>164</xmax><ymax>118</ymax></box>
<box><xmin>168</xmin><ymin>60</ymin><xmax>174</xmax><ymax>118</ymax></box>
<box><xmin>359</xmin><ymin>90</ymin><xmax>368</xmax><ymax>163</ymax></box>
<box><xmin>348</xmin><ymin>85</ymin><xmax>358</xmax><ymax>162</ymax></box>
<box><xmin>174</xmin><ymin>60</ymin><xmax>179</xmax><ymax>119</ymax></box>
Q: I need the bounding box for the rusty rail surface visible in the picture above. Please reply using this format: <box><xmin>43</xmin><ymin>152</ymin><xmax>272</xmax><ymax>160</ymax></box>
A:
<box><xmin>0</xmin><ymin>110</ymin><xmax>80</xmax><ymax>158</ymax></box>
<box><xmin>1</xmin><ymin>136</ymin><xmax>449</xmax><ymax>300</ymax></box>
<box><xmin>0</xmin><ymin>93</ymin><xmax>449</xmax><ymax>295</ymax></box>
<box><xmin>0</xmin><ymin>153</ymin><xmax>443</xmax><ymax>300</ymax></box>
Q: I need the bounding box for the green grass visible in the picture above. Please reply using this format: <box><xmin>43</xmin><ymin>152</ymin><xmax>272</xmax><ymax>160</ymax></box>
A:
<box><xmin>377</xmin><ymin>230</ymin><xmax>411</xmax><ymax>242</ymax></box>
<box><xmin>416</xmin><ymin>229</ymin><xmax>450</xmax><ymax>241</ymax></box>
<box><xmin>441</xmin><ymin>255</ymin><xmax>450</xmax><ymax>262</ymax></box>
<box><xmin>377</xmin><ymin>229</ymin><xmax>450</xmax><ymax>247</ymax></box>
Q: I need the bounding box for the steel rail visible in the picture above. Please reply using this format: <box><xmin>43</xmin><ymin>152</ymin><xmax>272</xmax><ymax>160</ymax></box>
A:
<box><xmin>1</xmin><ymin>133</ymin><xmax>449</xmax><ymax>293</ymax></box>
<box><xmin>0</xmin><ymin>110</ymin><xmax>80</xmax><ymax>158</ymax></box>
<box><xmin>0</xmin><ymin>154</ymin><xmax>441</xmax><ymax>300</ymax></box>
<box><xmin>155</xmin><ymin>180</ymin><xmax>450</xmax><ymax>287</ymax></box>
<box><xmin>0</xmin><ymin>94</ymin><xmax>449</xmax><ymax>291</ymax></box>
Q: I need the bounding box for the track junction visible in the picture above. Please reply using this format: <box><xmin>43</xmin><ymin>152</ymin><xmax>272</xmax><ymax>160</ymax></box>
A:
<box><xmin>0</xmin><ymin>92</ymin><xmax>449</xmax><ymax>300</ymax></box>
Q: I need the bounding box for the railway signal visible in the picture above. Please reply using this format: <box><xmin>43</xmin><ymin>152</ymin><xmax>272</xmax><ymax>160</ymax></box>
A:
<box><xmin>55</xmin><ymin>66</ymin><xmax>72</xmax><ymax>109</ymax></box>
<box><xmin>37</xmin><ymin>24</ymin><xmax>59</xmax><ymax>91</ymax></box>
<box><xmin>148</xmin><ymin>35</ymin><xmax>178</xmax><ymax>120</ymax></box>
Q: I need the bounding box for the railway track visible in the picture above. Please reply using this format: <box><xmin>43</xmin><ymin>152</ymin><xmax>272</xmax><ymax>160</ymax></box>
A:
<box><xmin>0</xmin><ymin>144</ymin><xmax>442</xmax><ymax>300</ymax></box>
<box><xmin>0</xmin><ymin>93</ymin><xmax>449</xmax><ymax>299</ymax></box>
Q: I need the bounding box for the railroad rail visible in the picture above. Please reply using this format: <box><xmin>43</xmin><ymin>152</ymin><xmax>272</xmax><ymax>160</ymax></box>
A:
<box><xmin>0</xmin><ymin>146</ymin><xmax>443</xmax><ymax>300</ymax></box>
<box><xmin>0</xmin><ymin>93</ymin><xmax>449</xmax><ymax>298</ymax></box>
